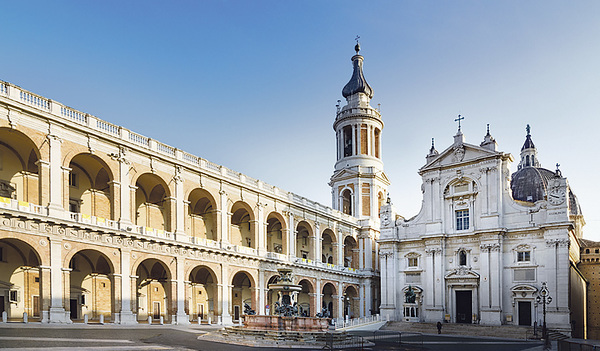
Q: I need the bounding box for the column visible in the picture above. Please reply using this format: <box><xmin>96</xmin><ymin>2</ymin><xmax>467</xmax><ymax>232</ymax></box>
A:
<box><xmin>39</xmin><ymin>265</ymin><xmax>51</xmax><ymax>323</ymax></box>
<box><xmin>61</xmin><ymin>268</ymin><xmax>71</xmax><ymax>322</ymax></box>
<box><xmin>316</xmin><ymin>278</ymin><xmax>322</xmax><ymax>314</ymax></box>
<box><xmin>117</xmin><ymin>249</ymin><xmax>135</xmax><ymax>323</ymax></box>
<box><xmin>364</xmin><ymin>282</ymin><xmax>372</xmax><ymax>316</ymax></box>
<box><xmin>116</xmin><ymin>152</ymin><xmax>132</xmax><ymax>225</ymax></box>
<box><xmin>218</xmin><ymin>190</ymin><xmax>229</xmax><ymax>244</ymax></box>
<box><xmin>358</xmin><ymin>236</ymin><xmax>364</xmax><ymax>270</ymax></box>
<box><xmin>352</xmin><ymin>124</ymin><xmax>357</xmax><ymax>156</ymax></box>
<box><xmin>129</xmin><ymin>185</ymin><xmax>137</xmax><ymax>226</ymax></box>
<box><xmin>130</xmin><ymin>275</ymin><xmax>139</xmax><ymax>320</ymax></box>
<box><xmin>364</xmin><ymin>235</ymin><xmax>373</xmax><ymax>270</ymax></box>
<box><xmin>175</xmin><ymin>256</ymin><xmax>189</xmax><ymax>324</ymax></box>
<box><xmin>314</xmin><ymin>223</ymin><xmax>321</xmax><ymax>263</ymax></box>
<box><xmin>174</xmin><ymin>169</ymin><xmax>186</xmax><ymax>236</ymax></box>
<box><xmin>46</xmin><ymin>134</ymin><xmax>64</xmax><ymax>216</ymax></box>
<box><xmin>37</xmin><ymin>160</ymin><xmax>50</xmax><ymax>210</ymax></box>
<box><xmin>337</xmin><ymin>281</ymin><xmax>344</xmax><ymax>320</ymax></box>
<box><xmin>49</xmin><ymin>238</ymin><xmax>67</xmax><ymax>322</ymax></box>
<box><xmin>220</xmin><ymin>264</ymin><xmax>232</xmax><ymax>325</ymax></box>
<box><xmin>258</xmin><ymin>269</ymin><xmax>265</xmax><ymax>315</ymax></box>
<box><xmin>108</xmin><ymin>181</ymin><xmax>121</xmax><ymax>222</ymax></box>
<box><xmin>287</xmin><ymin>212</ymin><xmax>295</xmax><ymax>259</ymax></box>
<box><xmin>256</xmin><ymin>203</ymin><xmax>266</xmax><ymax>255</ymax></box>
<box><xmin>336</xmin><ymin>236</ymin><xmax>344</xmax><ymax>266</ymax></box>
<box><xmin>359</xmin><ymin>284</ymin><xmax>365</xmax><ymax>317</ymax></box>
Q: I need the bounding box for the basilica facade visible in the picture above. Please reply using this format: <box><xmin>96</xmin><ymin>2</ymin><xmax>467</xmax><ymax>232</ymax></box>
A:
<box><xmin>379</xmin><ymin>123</ymin><xmax>587</xmax><ymax>337</ymax></box>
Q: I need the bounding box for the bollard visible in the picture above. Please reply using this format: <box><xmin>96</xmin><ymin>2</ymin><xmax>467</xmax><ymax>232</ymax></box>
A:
<box><xmin>218</xmin><ymin>316</ymin><xmax>222</xmax><ymax>325</ymax></box>
<box><xmin>208</xmin><ymin>316</ymin><xmax>211</xmax><ymax>324</ymax></box>
<box><xmin>2</xmin><ymin>311</ymin><xmax>7</xmax><ymax>323</ymax></box>
<box><xmin>84</xmin><ymin>314</ymin><xmax>89</xmax><ymax>324</ymax></box>
<box><xmin>197</xmin><ymin>317</ymin><xmax>201</xmax><ymax>325</ymax></box>
<box><xmin>159</xmin><ymin>316</ymin><xmax>164</xmax><ymax>325</ymax></box>
<box><xmin>23</xmin><ymin>312</ymin><xmax>28</xmax><ymax>324</ymax></box>
<box><xmin>99</xmin><ymin>314</ymin><xmax>104</xmax><ymax>324</ymax></box>
<box><xmin>148</xmin><ymin>316</ymin><xmax>152</xmax><ymax>324</ymax></box>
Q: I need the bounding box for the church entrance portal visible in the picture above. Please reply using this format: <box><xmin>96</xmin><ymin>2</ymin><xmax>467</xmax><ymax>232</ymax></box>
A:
<box><xmin>455</xmin><ymin>290</ymin><xmax>472</xmax><ymax>323</ymax></box>
<box><xmin>518</xmin><ymin>301</ymin><xmax>532</xmax><ymax>326</ymax></box>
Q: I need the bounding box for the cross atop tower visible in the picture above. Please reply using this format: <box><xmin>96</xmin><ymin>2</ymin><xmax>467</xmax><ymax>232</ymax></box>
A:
<box><xmin>354</xmin><ymin>35</ymin><xmax>361</xmax><ymax>54</ymax></box>
<box><xmin>455</xmin><ymin>114</ymin><xmax>465</xmax><ymax>132</ymax></box>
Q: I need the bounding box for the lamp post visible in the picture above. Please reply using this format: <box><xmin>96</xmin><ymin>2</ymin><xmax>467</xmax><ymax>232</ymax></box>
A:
<box><xmin>536</xmin><ymin>282</ymin><xmax>552</xmax><ymax>350</ymax></box>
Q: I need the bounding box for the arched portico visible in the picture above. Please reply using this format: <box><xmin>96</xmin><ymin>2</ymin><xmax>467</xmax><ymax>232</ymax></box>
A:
<box><xmin>188</xmin><ymin>265</ymin><xmax>218</xmax><ymax>323</ymax></box>
<box><xmin>298</xmin><ymin>279</ymin><xmax>314</xmax><ymax>317</ymax></box>
<box><xmin>322</xmin><ymin>229</ymin><xmax>336</xmax><ymax>264</ymax></box>
<box><xmin>344</xmin><ymin>236</ymin><xmax>359</xmax><ymax>269</ymax></box>
<box><xmin>266</xmin><ymin>212</ymin><xmax>286</xmax><ymax>255</ymax></box>
<box><xmin>231</xmin><ymin>271</ymin><xmax>254</xmax><ymax>322</ymax></box>
<box><xmin>343</xmin><ymin>285</ymin><xmax>359</xmax><ymax>319</ymax></box>
<box><xmin>0</xmin><ymin>238</ymin><xmax>42</xmax><ymax>321</ymax></box>
<box><xmin>135</xmin><ymin>173</ymin><xmax>171</xmax><ymax>232</ymax></box>
<box><xmin>0</xmin><ymin>128</ymin><xmax>41</xmax><ymax>205</ymax></box>
<box><xmin>187</xmin><ymin>189</ymin><xmax>218</xmax><ymax>242</ymax></box>
<box><xmin>68</xmin><ymin>249</ymin><xmax>114</xmax><ymax>322</ymax></box>
<box><xmin>296</xmin><ymin>221</ymin><xmax>313</xmax><ymax>260</ymax></box>
<box><xmin>230</xmin><ymin>202</ymin><xmax>255</xmax><ymax>249</ymax></box>
<box><xmin>322</xmin><ymin>282</ymin><xmax>337</xmax><ymax>318</ymax></box>
<box><xmin>67</xmin><ymin>153</ymin><xmax>114</xmax><ymax>220</ymax></box>
<box><xmin>135</xmin><ymin>259</ymin><xmax>172</xmax><ymax>323</ymax></box>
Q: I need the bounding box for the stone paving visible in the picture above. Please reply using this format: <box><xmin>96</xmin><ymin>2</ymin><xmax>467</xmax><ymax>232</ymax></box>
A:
<box><xmin>383</xmin><ymin>321</ymin><xmax>537</xmax><ymax>339</ymax></box>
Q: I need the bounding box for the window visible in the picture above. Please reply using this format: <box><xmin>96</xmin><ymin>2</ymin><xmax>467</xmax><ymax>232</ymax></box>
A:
<box><xmin>459</xmin><ymin>250</ymin><xmax>467</xmax><ymax>266</ymax></box>
<box><xmin>69</xmin><ymin>199</ymin><xmax>79</xmax><ymax>213</ymax></box>
<box><xmin>408</xmin><ymin>257</ymin><xmax>418</xmax><ymax>267</ymax></box>
<box><xmin>69</xmin><ymin>172</ymin><xmax>78</xmax><ymax>187</ymax></box>
<box><xmin>517</xmin><ymin>251</ymin><xmax>531</xmax><ymax>262</ymax></box>
<box><xmin>456</xmin><ymin>209</ymin><xmax>469</xmax><ymax>230</ymax></box>
<box><xmin>9</xmin><ymin>290</ymin><xmax>18</xmax><ymax>302</ymax></box>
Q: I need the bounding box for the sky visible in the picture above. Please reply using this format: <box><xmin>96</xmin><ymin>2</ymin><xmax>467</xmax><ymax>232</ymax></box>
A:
<box><xmin>2</xmin><ymin>1</ymin><xmax>600</xmax><ymax>240</ymax></box>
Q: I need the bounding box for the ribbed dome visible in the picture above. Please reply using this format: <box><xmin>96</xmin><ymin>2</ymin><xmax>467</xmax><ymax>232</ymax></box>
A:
<box><xmin>342</xmin><ymin>54</ymin><xmax>374</xmax><ymax>99</ymax></box>
<box><xmin>510</xmin><ymin>167</ymin><xmax>555</xmax><ymax>202</ymax></box>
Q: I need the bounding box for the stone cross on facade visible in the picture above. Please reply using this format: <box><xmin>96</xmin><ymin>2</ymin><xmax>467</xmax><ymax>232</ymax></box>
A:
<box><xmin>455</xmin><ymin>114</ymin><xmax>465</xmax><ymax>132</ymax></box>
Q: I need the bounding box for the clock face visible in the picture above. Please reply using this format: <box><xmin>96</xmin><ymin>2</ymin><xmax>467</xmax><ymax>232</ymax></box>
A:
<box><xmin>548</xmin><ymin>188</ymin><xmax>566</xmax><ymax>205</ymax></box>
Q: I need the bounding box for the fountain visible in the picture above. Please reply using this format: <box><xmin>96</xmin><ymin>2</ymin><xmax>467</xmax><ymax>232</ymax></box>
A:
<box><xmin>202</xmin><ymin>268</ymin><xmax>358</xmax><ymax>347</ymax></box>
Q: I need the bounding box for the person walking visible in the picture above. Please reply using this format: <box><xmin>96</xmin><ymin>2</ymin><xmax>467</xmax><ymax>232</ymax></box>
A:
<box><xmin>437</xmin><ymin>321</ymin><xmax>442</xmax><ymax>334</ymax></box>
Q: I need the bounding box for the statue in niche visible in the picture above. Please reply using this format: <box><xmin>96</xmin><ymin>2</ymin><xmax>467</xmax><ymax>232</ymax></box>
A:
<box><xmin>405</xmin><ymin>285</ymin><xmax>416</xmax><ymax>304</ymax></box>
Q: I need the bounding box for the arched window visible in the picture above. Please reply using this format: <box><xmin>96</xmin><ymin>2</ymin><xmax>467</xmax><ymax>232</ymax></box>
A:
<box><xmin>525</xmin><ymin>155</ymin><xmax>530</xmax><ymax>167</ymax></box>
<box><xmin>341</xmin><ymin>189</ymin><xmax>352</xmax><ymax>215</ymax></box>
<box><xmin>459</xmin><ymin>250</ymin><xmax>467</xmax><ymax>266</ymax></box>
<box><xmin>343</xmin><ymin>126</ymin><xmax>353</xmax><ymax>157</ymax></box>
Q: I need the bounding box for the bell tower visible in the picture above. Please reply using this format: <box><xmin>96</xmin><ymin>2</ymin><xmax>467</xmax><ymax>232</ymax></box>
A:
<box><xmin>330</xmin><ymin>42</ymin><xmax>389</xmax><ymax>222</ymax></box>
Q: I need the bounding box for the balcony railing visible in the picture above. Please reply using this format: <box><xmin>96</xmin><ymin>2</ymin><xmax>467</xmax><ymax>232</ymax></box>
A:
<box><xmin>0</xmin><ymin>197</ymin><xmax>44</xmax><ymax>215</ymax></box>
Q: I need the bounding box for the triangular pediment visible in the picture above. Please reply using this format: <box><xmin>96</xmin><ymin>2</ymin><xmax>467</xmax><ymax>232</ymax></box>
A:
<box><xmin>330</xmin><ymin>168</ymin><xmax>359</xmax><ymax>182</ymax></box>
<box><xmin>445</xmin><ymin>267</ymin><xmax>480</xmax><ymax>280</ymax></box>
<box><xmin>421</xmin><ymin>142</ymin><xmax>503</xmax><ymax>172</ymax></box>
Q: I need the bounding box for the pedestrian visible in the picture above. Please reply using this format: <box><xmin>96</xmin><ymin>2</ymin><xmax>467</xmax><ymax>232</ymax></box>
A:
<box><xmin>437</xmin><ymin>321</ymin><xmax>442</xmax><ymax>334</ymax></box>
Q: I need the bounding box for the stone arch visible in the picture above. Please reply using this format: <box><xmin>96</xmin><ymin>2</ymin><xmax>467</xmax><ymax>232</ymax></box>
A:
<box><xmin>265</xmin><ymin>273</ymin><xmax>279</xmax><ymax>315</ymax></box>
<box><xmin>321</xmin><ymin>229</ymin><xmax>337</xmax><ymax>264</ymax></box>
<box><xmin>134</xmin><ymin>258</ymin><xmax>173</xmax><ymax>323</ymax></box>
<box><xmin>341</xmin><ymin>188</ymin><xmax>353</xmax><ymax>215</ymax></box>
<box><xmin>231</xmin><ymin>270</ymin><xmax>255</xmax><ymax>322</ymax></box>
<box><xmin>343</xmin><ymin>285</ymin><xmax>360</xmax><ymax>319</ymax></box>
<box><xmin>266</xmin><ymin>212</ymin><xmax>287</xmax><ymax>255</ymax></box>
<box><xmin>297</xmin><ymin>278</ymin><xmax>314</xmax><ymax>317</ymax></box>
<box><xmin>188</xmin><ymin>265</ymin><xmax>219</xmax><ymax>323</ymax></box>
<box><xmin>321</xmin><ymin>282</ymin><xmax>337</xmax><ymax>318</ymax></box>
<box><xmin>135</xmin><ymin>173</ymin><xmax>171</xmax><ymax>231</ymax></box>
<box><xmin>0</xmin><ymin>237</ymin><xmax>43</xmax><ymax>321</ymax></box>
<box><xmin>296</xmin><ymin>220</ymin><xmax>314</xmax><ymax>260</ymax></box>
<box><xmin>67</xmin><ymin>153</ymin><xmax>115</xmax><ymax>220</ymax></box>
<box><xmin>343</xmin><ymin>236</ymin><xmax>359</xmax><ymax>269</ymax></box>
<box><xmin>0</xmin><ymin>128</ymin><xmax>41</xmax><ymax>204</ymax></box>
<box><xmin>230</xmin><ymin>201</ymin><xmax>255</xmax><ymax>249</ymax></box>
<box><xmin>68</xmin><ymin>249</ymin><xmax>115</xmax><ymax>322</ymax></box>
<box><xmin>187</xmin><ymin>188</ymin><xmax>218</xmax><ymax>242</ymax></box>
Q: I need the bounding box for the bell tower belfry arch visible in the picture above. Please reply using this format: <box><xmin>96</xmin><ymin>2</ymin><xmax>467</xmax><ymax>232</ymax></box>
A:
<box><xmin>330</xmin><ymin>42</ymin><xmax>389</xmax><ymax>223</ymax></box>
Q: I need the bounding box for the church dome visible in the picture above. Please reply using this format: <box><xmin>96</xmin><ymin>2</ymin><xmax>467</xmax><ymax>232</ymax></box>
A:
<box><xmin>510</xmin><ymin>167</ymin><xmax>555</xmax><ymax>203</ymax></box>
<box><xmin>342</xmin><ymin>43</ymin><xmax>374</xmax><ymax>99</ymax></box>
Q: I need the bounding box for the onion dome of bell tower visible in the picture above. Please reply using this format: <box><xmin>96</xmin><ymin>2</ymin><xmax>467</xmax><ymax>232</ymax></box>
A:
<box><xmin>342</xmin><ymin>42</ymin><xmax>374</xmax><ymax>99</ymax></box>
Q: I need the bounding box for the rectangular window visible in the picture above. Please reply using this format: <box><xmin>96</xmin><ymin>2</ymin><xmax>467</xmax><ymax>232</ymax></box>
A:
<box><xmin>517</xmin><ymin>251</ymin><xmax>531</xmax><ymax>262</ymax></box>
<box><xmin>456</xmin><ymin>209</ymin><xmax>469</xmax><ymax>230</ymax></box>
<box><xmin>408</xmin><ymin>257</ymin><xmax>418</xmax><ymax>267</ymax></box>
<box><xmin>69</xmin><ymin>172</ymin><xmax>78</xmax><ymax>187</ymax></box>
<box><xmin>9</xmin><ymin>290</ymin><xmax>18</xmax><ymax>302</ymax></box>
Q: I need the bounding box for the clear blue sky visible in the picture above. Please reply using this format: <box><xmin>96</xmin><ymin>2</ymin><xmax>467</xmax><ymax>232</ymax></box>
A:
<box><xmin>2</xmin><ymin>1</ymin><xmax>600</xmax><ymax>239</ymax></box>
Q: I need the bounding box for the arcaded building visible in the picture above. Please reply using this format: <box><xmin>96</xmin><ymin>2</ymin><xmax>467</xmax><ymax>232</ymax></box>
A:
<box><xmin>0</xmin><ymin>45</ymin><xmax>384</xmax><ymax>324</ymax></box>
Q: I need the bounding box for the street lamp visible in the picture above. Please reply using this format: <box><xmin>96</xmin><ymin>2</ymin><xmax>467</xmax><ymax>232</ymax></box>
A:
<box><xmin>536</xmin><ymin>282</ymin><xmax>552</xmax><ymax>350</ymax></box>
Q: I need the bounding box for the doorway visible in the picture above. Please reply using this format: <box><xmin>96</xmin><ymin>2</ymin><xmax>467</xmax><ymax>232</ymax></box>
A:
<box><xmin>153</xmin><ymin>302</ymin><xmax>160</xmax><ymax>320</ymax></box>
<box><xmin>197</xmin><ymin>304</ymin><xmax>204</xmax><ymax>321</ymax></box>
<box><xmin>70</xmin><ymin>299</ymin><xmax>78</xmax><ymax>319</ymax></box>
<box><xmin>234</xmin><ymin>305</ymin><xmax>240</xmax><ymax>321</ymax></box>
<box><xmin>32</xmin><ymin>296</ymin><xmax>39</xmax><ymax>318</ymax></box>
<box><xmin>0</xmin><ymin>297</ymin><xmax>5</xmax><ymax>315</ymax></box>
<box><xmin>518</xmin><ymin>301</ymin><xmax>532</xmax><ymax>326</ymax></box>
<box><xmin>455</xmin><ymin>290</ymin><xmax>472</xmax><ymax>323</ymax></box>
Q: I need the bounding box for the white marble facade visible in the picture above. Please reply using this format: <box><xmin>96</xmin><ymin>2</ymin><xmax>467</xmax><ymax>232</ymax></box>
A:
<box><xmin>379</xmin><ymin>127</ymin><xmax>586</xmax><ymax>335</ymax></box>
